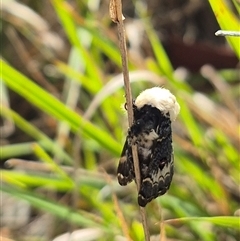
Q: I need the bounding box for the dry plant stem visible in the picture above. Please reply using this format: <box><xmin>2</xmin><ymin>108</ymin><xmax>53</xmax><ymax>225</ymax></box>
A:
<box><xmin>114</xmin><ymin>0</ymin><xmax>140</xmax><ymax>189</ymax></box>
<box><xmin>104</xmin><ymin>171</ymin><xmax>132</xmax><ymax>241</ymax></box>
<box><xmin>112</xmin><ymin>0</ymin><xmax>150</xmax><ymax>240</ymax></box>
<box><xmin>160</xmin><ymin>222</ymin><xmax>166</xmax><ymax>241</ymax></box>
<box><xmin>114</xmin><ymin>0</ymin><xmax>134</xmax><ymax>125</ymax></box>
<box><xmin>5</xmin><ymin>158</ymin><xmax>113</xmax><ymax>179</ymax></box>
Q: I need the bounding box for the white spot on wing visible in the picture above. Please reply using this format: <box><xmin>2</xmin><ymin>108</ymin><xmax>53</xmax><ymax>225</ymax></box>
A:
<box><xmin>150</xmin><ymin>159</ymin><xmax>173</xmax><ymax>184</ymax></box>
<box><xmin>147</xmin><ymin>130</ymin><xmax>159</xmax><ymax>140</ymax></box>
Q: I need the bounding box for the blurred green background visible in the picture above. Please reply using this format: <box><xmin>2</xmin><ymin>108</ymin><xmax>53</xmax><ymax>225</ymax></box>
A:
<box><xmin>1</xmin><ymin>0</ymin><xmax>239</xmax><ymax>240</ymax></box>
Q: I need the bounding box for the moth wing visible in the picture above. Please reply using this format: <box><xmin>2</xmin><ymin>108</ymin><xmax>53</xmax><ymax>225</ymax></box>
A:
<box><xmin>138</xmin><ymin>139</ymin><xmax>174</xmax><ymax>207</ymax></box>
<box><xmin>117</xmin><ymin>137</ymin><xmax>135</xmax><ymax>186</ymax></box>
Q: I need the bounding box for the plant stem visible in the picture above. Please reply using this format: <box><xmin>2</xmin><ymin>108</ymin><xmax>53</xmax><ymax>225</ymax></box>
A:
<box><xmin>110</xmin><ymin>0</ymin><xmax>150</xmax><ymax>240</ymax></box>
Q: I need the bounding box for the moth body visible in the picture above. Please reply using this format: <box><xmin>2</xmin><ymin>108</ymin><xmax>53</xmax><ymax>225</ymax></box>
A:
<box><xmin>117</xmin><ymin>87</ymin><xmax>180</xmax><ymax>207</ymax></box>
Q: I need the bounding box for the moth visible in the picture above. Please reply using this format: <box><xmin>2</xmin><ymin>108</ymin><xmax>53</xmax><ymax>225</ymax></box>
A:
<box><xmin>117</xmin><ymin>87</ymin><xmax>180</xmax><ymax>207</ymax></box>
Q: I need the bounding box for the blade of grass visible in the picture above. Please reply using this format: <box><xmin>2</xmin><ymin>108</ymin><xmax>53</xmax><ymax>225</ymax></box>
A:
<box><xmin>136</xmin><ymin>5</ymin><xmax>190</xmax><ymax>90</ymax></box>
<box><xmin>32</xmin><ymin>143</ymin><xmax>72</xmax><ymax>182</ymax></box>
<box><xmin>54</xmin><ymin>60</ymin><xmax>101</xmax><ymax>93</ymax></box>
<box><xmin>1</xmin><ymin>142</ymin><xmax>34</xmax><ymax>161</ymax></box>
<box><xmin>1</xmin><ymin>170</ymin><xmax>73</xmax><ymax>191</ymax></box>
<box><xmin>178</xmin><ymin>156</ymin><xmax>229</xmax><ymax>214</ymax></box>
<box><xmin>232</xmin><ymin>0</ymin><xmax>240</xmax><ymax>14</ymax></box>
<box><xmin>91</xmin><ymin>31</ymin><xmax>122</xmax><ymax>68</ymax></box>
<box><xmin>1</xmin><ymin>107</ymin><xmax>73</xmax><ymax>163</ymax></box>
<box><xmin>1</xmin><ymin>60</ymin><xmax>121</xmax><ymax>156</ymax></box>
<box><xmin>51</xmin><ymin>0</ymin><xmax>103</xmax><ymax>84</ymax></box>
<box><xmin>165</xmin><ymin>216</ymin><xmax>240</xmax><ymax>229</ymax></box>
<box><xmin>1</xmin><ymin>184</ymin><xmax>112</xmax><ymax>232</ymax></box>
<box><xmin>144</xmin><ymin>22</ymin><xmax>174</xmax><ymax>78</ymax></box>
<box><xmin>159</xmin><ymin>196</ymin><xmax>216</xmax><ymax>241</ymax></box>
<box><xmin>1</xmin><ymin>170</ymin><xmax>107</xmax><ymax>191</ymax></box>
<box><xmin>178</xmin><ymin>97</ymin><xmax>203</xmax><ymax>147</ymax></box>
<box><xmin>208</xmin><ymin>0</ymin><xmax>240</xmax><ymax>58</ymax></box>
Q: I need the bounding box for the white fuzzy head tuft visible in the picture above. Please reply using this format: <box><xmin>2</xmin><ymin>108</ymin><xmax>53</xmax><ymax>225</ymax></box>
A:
<box><xmin>135</xmin><ymin>87</ymin><xmax>180</xmax><ymax>121</ymax></box>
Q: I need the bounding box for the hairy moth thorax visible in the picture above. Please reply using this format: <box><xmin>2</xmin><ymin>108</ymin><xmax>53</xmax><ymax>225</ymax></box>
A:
<box><xmin>117</xmin><ymin>87</ymin><xmax>180</xmax><ymax>207</ymax></box>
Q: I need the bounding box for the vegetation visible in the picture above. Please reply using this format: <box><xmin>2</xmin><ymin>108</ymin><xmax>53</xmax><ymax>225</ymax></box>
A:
<box><xmin>1</xmin><ymin>0</ymin><xmax>239</xmax><ymax>240</ymax></box>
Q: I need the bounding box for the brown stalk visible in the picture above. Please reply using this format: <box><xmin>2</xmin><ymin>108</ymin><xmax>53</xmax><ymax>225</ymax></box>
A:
<box><xmin>109</xmin><ymin>0</ymin><xmax>150</xmax><ymax>240</ymax></box>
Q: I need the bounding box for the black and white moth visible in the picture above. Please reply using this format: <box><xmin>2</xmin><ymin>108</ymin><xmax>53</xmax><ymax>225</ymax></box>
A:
<box><xmin>117</xmin><ymin>87</ymin><xmax>180</xmax><ymax>207</ymax></box>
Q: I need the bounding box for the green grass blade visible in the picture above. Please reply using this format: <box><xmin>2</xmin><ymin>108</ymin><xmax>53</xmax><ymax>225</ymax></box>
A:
<box><xmin>1</xmin><ymin>170</ymin><xmax>107</xmax><ymax>190</ymax></box>
<box><xmin>1</xmin><ymin>143</ymin><xmax>33</xmax><ymax>160</ymax></box>
<box><xmin>51</xmin><ymin>0</ymin><xmax>103</xmax><ymax>84</ymax></box>
<box><xmin>1</xmin><ymin>60</ymin><xmax>121</xmax><ymax>156</ymax></box>
<box><xmin>1</xmin><ymin>107</ymin><xmax>73</xmax><ymax>163</ymax></box>
<box><xmin>208</xmin><ymin>0</ymin><xmax>240</xmax><ymax>58</ymax></box>
<box><xmin>32</xmin><ymin>143</ymin><xmax>72</xmax><ymax>181</ymax></box>
<box><xmin>165</xmin><ymin>216</ymin><xmax>240</xmax><ymax>229</ymax></box>
<box><xmin>89</xmin><ymin>27</ymin><xmax>122</xmax><ymax>67</ymax></box>
<box><xmin>178</xmin><ymin>97</ymin><xmax>203</xmax><ymax>146</ymax></box>
<box><xmin>145</xmin><ymin>23</ymin><xmax>174</xmax><ymax>78</ymax></box>
<box><xmin>55</xmin><ymin>60</ymin><xmax>101</xmax><ymax>93</ymax></box>
<box><xmin>1</xmin><ymin>170</ymin><xmax>73</xmax><ymax>191</ymax></box>
<box><xmin>232</xmin><ymin>0</ymin><xmax>240</xmax><ymax>14</ymax></box>
<box><xmin>1</xmin><ymin>183</ymin><xmax>111</xmax><ymax>231</ymax></box>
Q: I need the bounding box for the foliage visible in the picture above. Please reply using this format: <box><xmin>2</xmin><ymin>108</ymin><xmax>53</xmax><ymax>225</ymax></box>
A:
<box><xmin>1</xmin><ymin>0</ymin><xmax>239</xmax><ymax>240</ymax></box>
